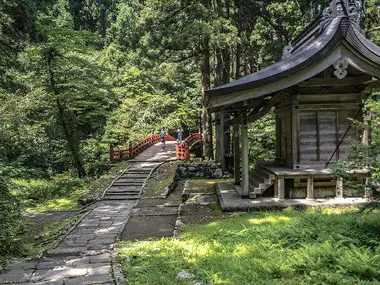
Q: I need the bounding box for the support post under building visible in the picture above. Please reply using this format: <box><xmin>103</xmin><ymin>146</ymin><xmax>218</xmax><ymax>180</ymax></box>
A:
<box><xmin>241</xmin><ymin>112</ymin><xmax>249</xmax><ymax>197</ymax></box>
<box><xmin>233</xmin><ymin>115</ymin><xmax>241</xmax><ymax>185</ymax></box>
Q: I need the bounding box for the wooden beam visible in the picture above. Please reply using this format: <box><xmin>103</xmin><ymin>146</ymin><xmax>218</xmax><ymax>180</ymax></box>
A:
<box><xmin>299</xmin><ymin>74</ymin><xmax>376</xmax><ymax>87</ymax></box>
<box><xmin>246</xmin><ymin>93</ymin><xmax>292</xmax><ymax>123</ymax></box>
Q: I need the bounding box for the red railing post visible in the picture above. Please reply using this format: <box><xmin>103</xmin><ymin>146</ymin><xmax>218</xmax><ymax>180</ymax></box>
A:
<box><xmin>128</xmin><ymin>142</ymin><xmax>133</xmax><ymax>159</ymax></box>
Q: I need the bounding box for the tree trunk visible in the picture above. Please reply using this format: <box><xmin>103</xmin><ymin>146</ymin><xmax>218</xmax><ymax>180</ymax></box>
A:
<box><xmin>47</xmin><ymin>49</ymin><xmax>87</xmax><ymax>178</ymax></box>
<box><xmin>201</xmin><ymin>45</ymin><xmax>213</xmax><ymax>160</ymax></box>
<box><xmin>215</xmin><ymin>48</ymin><xmax>223</xmax><ymax>164</ymax></box>
<box><xmin>55</xmin><ymin>99</ymin><xmax>87</xmax><ymax>178</ymax></box>
<box><xmin>100</xmin><ymin>7</ymin><xmax>107</xmax><ymax>38</ymax></box>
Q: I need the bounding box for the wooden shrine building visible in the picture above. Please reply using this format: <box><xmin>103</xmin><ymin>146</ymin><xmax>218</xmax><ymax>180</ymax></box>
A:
<box><xmin>205</xmin><ymin>0</ymin><xmax>380</xmax><ymax>200</ymax></box>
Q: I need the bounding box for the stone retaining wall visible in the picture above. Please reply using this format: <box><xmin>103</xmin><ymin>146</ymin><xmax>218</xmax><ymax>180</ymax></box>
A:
<box><xmin>178</xmin><ymin>162</ymin><xmax>229</xmax><ymax>179</ymax></box>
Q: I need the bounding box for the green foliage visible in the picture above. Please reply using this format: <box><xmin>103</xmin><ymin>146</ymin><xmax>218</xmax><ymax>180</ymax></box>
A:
<box><xmin>0</xmin><ymin>177</ymin><xmax>22</xmax><ymax>257</ymax></box>
<box><xmin>248</xmin><ymin>111</ymin><xmax>276</xmax><ymax>164</ymax></box>
<box><xmin>10</xmin><ymin>172</ymin><xmax>87</xmax><ymax>203</ymax></box>
<box><xmin>333</xmin><ymin>91</ymin><xmax>380</xmax><ymax>201</ymax></box>
<box><xmin>118</xmin><ymin>207</ymin><xmax>380</xmax><ymax>285</ymax></box>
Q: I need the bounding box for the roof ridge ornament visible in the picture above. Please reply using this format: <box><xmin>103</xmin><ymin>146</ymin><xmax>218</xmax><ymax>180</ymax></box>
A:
<box><xmin>333</xmin><ymin>56</ymin><xmax>349</xmax><ymax>79</ymax></box>
<box><xmin>282</xmin><ymin>42</ymin><xmax>293</xmax><ymax>60</ymax></box>
<box><xmin>320</xmin><ymin>0</ymin><xmax>363</xmax><ymax>32</ymax></box>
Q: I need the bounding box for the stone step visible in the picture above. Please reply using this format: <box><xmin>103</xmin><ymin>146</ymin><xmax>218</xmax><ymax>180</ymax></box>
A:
<box><xmin>116</xmin><ymin>179</ymin><xmax>146</xmax><ymax>183</ymax></box>
<box><xmin>106</xmin><ymin>189</ymin><xmax>140</xmax><ymax>194</ymax></box>
<box><xmin>108</xmin><ymin>186</ymin><xmax>140</xmax><ymax>191</ymax></box>
<box><xmin>102</xmin><ymin>195</ymin><xmax>140</xmax><ymax>200</ymax></box>
<box><xmin>117</xmin><ymin>177</ymin><xmax>146</xmax><ymax>180</ymax></box>
<box><xmin>106</xmin><ymin>191</ymin><xmax>140</xmax><ymax>195</ymax></box>
<box><xmin>127</xmin><ymin>169</ymin><xmax>152</xmax><ymax>173</ymax></box>
<box><xmin>112</xmin><ymin>182</ymin><xmax>144</xmax><ymax>186</ymax></box>
<box><xmin>120</xmin><ymin>174</ymin><xmax>148</xmax><ymax>178</ymax></box>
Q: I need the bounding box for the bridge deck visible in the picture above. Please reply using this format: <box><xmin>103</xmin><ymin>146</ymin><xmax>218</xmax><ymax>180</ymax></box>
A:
<box><xmin>130</xmin><ymin>141</ymin><xmax>178</xmax><ymax>162</ymax></box>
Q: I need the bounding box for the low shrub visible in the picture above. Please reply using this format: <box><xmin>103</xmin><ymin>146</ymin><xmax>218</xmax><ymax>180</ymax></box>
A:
<box><xmin>11</xmin><ymin>172</ymin><xmax>86</xmax><ymax>202</ymax></box>
<box><xmin>0</xmin><ymin>177</ymin><xmax>22</xmax><ymax>257</ymax></box>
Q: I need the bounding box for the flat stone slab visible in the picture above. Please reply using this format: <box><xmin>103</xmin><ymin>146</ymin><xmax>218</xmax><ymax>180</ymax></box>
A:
<box><xmin>64</xmin><ymin>274</ymin><xmax>113</xmax><ymax>285</ymax></box>
<box><xmin>130</xmin><ymin>206</ymin><xmax>178</xmax><ymax>216</ymax></box>
<box><xmin>0</xmin><ymin>270</ymin><xmax>34</xmax><ymax>283</ymax></box>
<box><xmin>136</xmin><ymin>198</ymin><xmax>166</xmax><ymax>207</ymax></box>
<box><xmin>46</xmin><ymin>247</ymin><xmax>88</xmax><ymax>258</ymax></box>
<box><xmin>217</xmin><ymin>182</ymin><xmax>371</xmax><ymax>211</ymax></box>
<box><xmin>120</xmin><ymin>215</ymin><xmax>177</xmax><ymax>241</ymax></box>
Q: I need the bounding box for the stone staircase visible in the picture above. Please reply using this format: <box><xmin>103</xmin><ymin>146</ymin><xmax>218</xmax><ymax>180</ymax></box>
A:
<box><xmin>248</xmin><ymin>166</ymin><xmax>275</xmax><ymax>199</ymax></box>
<box><xmin>102</xmin><ymin>162</ymin><xmax>162</xmax><ymax>200</ymax></box>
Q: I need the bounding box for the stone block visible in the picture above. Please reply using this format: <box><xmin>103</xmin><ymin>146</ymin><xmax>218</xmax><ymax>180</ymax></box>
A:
<box><xmin>213</xmin><ymin>169</ymin><xmax>223</xmax><ymax>179</ymax></box>
<box><xmin>31</xmin><ymin>268</ymin><xmax>87</xmax><ymax>282</ymax></box>
<box><xmin>0</xmin><ymin>270</ymin><xmax>33</xmax><ymax>283</ymax></box>
<box><xmin>9</xmin><ymin>261</ymin><xmax>38</xmax><ymax>270</ymax></box>
<box><xmin>85</xmin><ymin>265</ymin><xmax>111</xmax><ymax>276</ymax></box>
<box><xmin>46</xmin><ymin>247</ymin><xmax>87</xmax><ymax>258</ymax></box>
<box><xmin>64</xmin><ymin>274</ymin><xmax>113</xmax><ymax>285</ymax></box>
<box><xmin>90</xmin><ymin>253</ymin><xmax>112</xmax><ymax>264</ymax></box>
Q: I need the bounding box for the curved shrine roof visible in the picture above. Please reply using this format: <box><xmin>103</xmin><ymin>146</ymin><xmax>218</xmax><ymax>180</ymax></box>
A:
<box><xmin>206</xmin><ymin>0</ymin><xmax>380</xmax><ymax>109</ymax></box>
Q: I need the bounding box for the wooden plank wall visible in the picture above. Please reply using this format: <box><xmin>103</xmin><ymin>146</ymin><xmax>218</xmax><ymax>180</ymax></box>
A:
<box><xmin>299</xmin><ymin>108</ymin><xmax>358</xmax><ymax>164</ymax></box>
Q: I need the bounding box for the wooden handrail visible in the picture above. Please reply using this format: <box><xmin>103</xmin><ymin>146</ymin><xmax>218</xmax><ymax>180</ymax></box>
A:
<box><xmin>176</xmin><ymin>132</ymin><xmax>203</xmax><ymax>160</ymax></box>
<box><xmin>110</xmin><ymin>133</ymin><xmax>176</xmax><ymax>161</ymax></box>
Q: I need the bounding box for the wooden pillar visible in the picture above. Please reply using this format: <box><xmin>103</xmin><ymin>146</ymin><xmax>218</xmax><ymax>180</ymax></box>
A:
<box><xmin>336</xmin><ymin>178</ymin><xmax>344</xmax><ymax>198</ymax></box>
<box><xmin>277</xmin><ymin>176</ymin><xmax>285</xmax><ymax>200</ymax></box>
<box><xmin>291</xmin><ymin>103</ymin><xmax>299</xmax><ymax>167</ymax></box>
<box><xmin>233</xmin><ymin>116</ymin><xmax>241</xmax><ymax>185</ymax></box>
<box><xmin>306</xmin><ymin>175</ymin><xmax>314</xmax><ymax>199</ymax></box>
<box><xmin>220</xmin><ymin>111</ymin><xmax>226</xmax><ymax>171</ymax></box>
<box><xmin>215</xmin><ymin>112</ymin><xmax>222</xmax><ymax>162</ymax></box>
<box><xmin>241</xmin><ymin>112</ymin><xmax>249</xmax><ymax>197</ymax></box>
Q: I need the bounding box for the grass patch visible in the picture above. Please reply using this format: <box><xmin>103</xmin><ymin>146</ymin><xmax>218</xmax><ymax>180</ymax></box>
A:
<box><xmin>118</xmin><ymin>207</ymin><xmax>380</xmax><ymax>285</ymax></box>
<box><xmin>82</xmin><ymin>161</ymin><xmax>130</xmax><ymax>200</ymax></box>
<box><xmin>25</xmin><ymin>189</ymin><xmax>86</xmax><ymax>212</ymax></box>
<box><xmin>1</xmin><ymin>214</ymin><xmax>79</xmax><ymax>270</ymax></box>
<box><xmin>18</xmin><ymin>215</ymin><xmax>78</xmax><ymax>259</ymax></box>
<box><xmin>143</xmin><ymin>162</ymin><xmax>179</xmax><ymax>198</ymax></box>
<box><xmin>10</xmin><ymin>173</ymin><xmax>89</xmax><ymax>212</ymax></box>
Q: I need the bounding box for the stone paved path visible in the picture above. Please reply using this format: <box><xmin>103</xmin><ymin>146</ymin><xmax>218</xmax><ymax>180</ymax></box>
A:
<box><xmin>0</xmin><ymin>143</ymin><xmax>178</xmax><ymax>285</ymax></box>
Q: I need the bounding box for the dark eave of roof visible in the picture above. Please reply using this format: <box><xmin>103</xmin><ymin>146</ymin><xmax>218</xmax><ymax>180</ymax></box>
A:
<box><xmin>206</xmin><ymin>17</ymin><xmax>344</xmax><ymax>97</ymax></box>
<box><xmin>206</xmin><ymin>12</ymin><xmax>380</xmax><ymax>103</ymax></box>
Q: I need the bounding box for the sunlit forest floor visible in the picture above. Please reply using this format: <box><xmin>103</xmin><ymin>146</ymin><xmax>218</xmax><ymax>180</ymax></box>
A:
<box><xmin>118</xmin><ymin>198</ymin><xmax>380</xmax><ymax>285</ymax></box>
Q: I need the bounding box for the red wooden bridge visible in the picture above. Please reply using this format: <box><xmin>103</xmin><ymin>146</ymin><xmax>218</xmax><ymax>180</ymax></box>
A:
<box><xmin>175</xmin><ymin>132</ymin><xmax>203</xmax><ymax>160</ymax></box>
<box><xmin>110</xmin><ymin>132</ymin><xmax>203</xmax><ymax>161</ymax></box>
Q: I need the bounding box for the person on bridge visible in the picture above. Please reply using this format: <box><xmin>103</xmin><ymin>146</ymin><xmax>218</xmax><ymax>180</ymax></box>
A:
<box><xmin>160</xmin><ymin>128</ymin><xmax>166</xmax><ymax>149</ymax></box>
<box><xmin>176</xmin><ymin>127</ymin><xmax>184</xmax><ymax>144</ymax></box>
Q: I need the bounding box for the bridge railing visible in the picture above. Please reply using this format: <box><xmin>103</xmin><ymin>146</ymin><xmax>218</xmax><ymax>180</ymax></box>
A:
<box><xmin>176</xmin><ymin>132</ymin><xmax>203</xmax><ymax>160</ymax></box>
<box><xmin>110</xmin><ymin>133</ymin><xmax>176</xmax><ymax>161</ymax></box>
